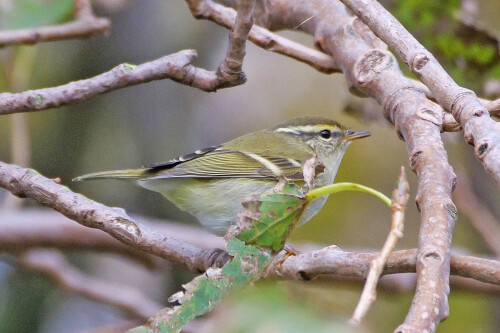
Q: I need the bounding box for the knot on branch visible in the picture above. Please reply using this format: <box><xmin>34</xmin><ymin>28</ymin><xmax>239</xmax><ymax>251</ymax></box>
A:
<box><xmin>261</xmin><ymin>35</ymin><xmax>276</xmax><ymax>50</ymax></box>
<box><xmin>217</xmin><ymin>61</ymin><xmax>247</xmax><ymax>85</ymax></box>
<box><xmin>27</xmin><ymin>93</ymin><xmax>46</xmax><ymax>109</ymax></box>
<box><xmin>351</xmin><ymin>49</ymin><xmax>394</xmax><ymax>95</ymax></box>
<box><xmin>201</xmin><ymin>248</ymin><xmax>231</xmax><ymax>272</ymax></box>
<box><xmin>410</xmin><ymin>53</ymin><xmax>430</xmax><ymax>72</ymax></box>
<box><xmin>422</xmin><ymin>252</ymin><xmax>442</xmax><ymax>262</ymax></box>
<box><xmin>450</xmin><ymin>89</ymin><xmax>476</xmax><ymax>123</ymax></box>
<box><xmin>186</xmin><ymin>0</ymin><xmax>212</xmax><ymax>19</ymax></box>
<box><xmin>451</xmin><ymin>177</ymin><xmax>457</xmax><ymax>192</ymax></box>
<box><xmin>5</xmin><ymin>167</ymin><xmax>41</xmax><ymax>198</ymax></box>
<box><xmin>106</xmin><ymin>216</ymin><xmax>142</xmax><ymax>242</ymax></box>
<box><xmin>472</xmin><ymin>109</ymin><xmax>488</xmax><ymax>117</ymax></box>
<box><xmin>443</xmin><ymin>202</ymin><xmax>458</xmax><ymax>221</ymax></box>
<box><xmin>6</xmin><ymin>176</ymin><xmax>27</xmax><ymax>198</ymax></box>
<box><xmin>477</xmin><ymin>142</ymin><xmax>489</xmax><ymax>157</ymax></box>
<box><xmin>416</xmin><ymin>107</ymin><xmax>443</xmax><ymax>128</ymax></box>
<box><xmin>313</xmin><ymin>36</ymin><xmax>327</xmax><ymax>55</ymax></box>
<box><xmin>23</xmin><ymin>31</ymin><xmax>42</xmax><ymax>45</ymax></box>
<box><xmin>409</xmin><ymin>150</ymin><xmax>423</xmax><ymax>171</ymax></box>
<box><xmin>298</xmin><ymin>270</ymin><xmax>311</xmax><ymax>281</ymax></box>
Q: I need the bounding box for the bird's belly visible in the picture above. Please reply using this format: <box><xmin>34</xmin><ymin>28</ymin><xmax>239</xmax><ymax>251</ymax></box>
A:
<box><xmin>139</xmin><ymin>169</ymin><xmax>336</xmax><ymax>235</ymax></box>
<box><xmin>139</xmin><ymin>178</ymin><xmax>275</xmax><ymax>236</ymax></box>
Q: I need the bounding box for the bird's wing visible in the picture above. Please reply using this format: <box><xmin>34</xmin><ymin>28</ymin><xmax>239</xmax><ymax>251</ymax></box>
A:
<box><xmin>146</xmin><ymin>145</ymin><xmax>221</xmax><ymax>169</ymax></box>
<box><xmin>145</xmin><ymin>148</ymin><xmax>309</xmax><ymax>180</ymax></box>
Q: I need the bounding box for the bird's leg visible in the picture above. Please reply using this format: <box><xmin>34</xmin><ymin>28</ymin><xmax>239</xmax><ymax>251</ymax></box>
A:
<box><xmin>276</xmin><ymin>244</ymin><xmax>301</xmax><ymax>269</ymax></box>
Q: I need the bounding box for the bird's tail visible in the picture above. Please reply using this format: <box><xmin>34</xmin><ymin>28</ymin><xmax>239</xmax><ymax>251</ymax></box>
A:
<box><xmin>72</xmin><ymin>168</ymin><xmax>150</xmax><ymax>182</ymax></box>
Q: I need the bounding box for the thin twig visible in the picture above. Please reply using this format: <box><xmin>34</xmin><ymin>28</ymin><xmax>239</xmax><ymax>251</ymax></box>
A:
<box><xmin>214</xmin><ymin>0</ymin><xmax>255</xmax><ymax>87</ymax></box>
<box><xmin>0</xmin><ymin>0</ymin><xmax>110</xmax><ymax>47</ymax></box>
<box><xmin>350</xmin><ymin>167</ymin><xmax>409</xmax><ymax>325</ymax></box>
<box><xmin>185</xmin><ymin>0</ymin><xmax>338</xmax><ymax>73</ymax></box>
<box><xmin>18</xmin><ymin>249</ymin><xmax>163</xmax><ymax>319</ymax></box>
<box><xmin>0</xmin><ymin>50</ymin><xmax>237</xmax><ymax>115</ymax></box>
<box><xmin>180</xmin><ymin>0</ymin><xmax>258</xmax><ymax>91</ymax></box>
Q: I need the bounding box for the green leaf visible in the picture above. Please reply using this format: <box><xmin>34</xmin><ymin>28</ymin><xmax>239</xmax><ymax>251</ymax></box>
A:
<box><xmin>129</xmin><ymin>238</ymin><xmax>273</xmax><ymax>333</ymax></box>
<box><xmin>0</xmin><ymin>0</ymin><xmax>74</xmax><ymax>30</ymax></box>
<box><xmin>235</xmin><ymin>182</ymin><xmax>390</xmax><ymax>253</ymax></box>
<box><xmin>236</xmin><ymin>184</ymin><xmax>307</xmax><ymax>252</ymax></box>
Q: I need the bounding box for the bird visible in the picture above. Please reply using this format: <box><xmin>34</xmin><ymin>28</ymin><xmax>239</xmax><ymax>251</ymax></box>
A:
<box><xmin>74</xmin><ymin>116</ymin><xmax>370</xmax><ymax>236</ymax></box>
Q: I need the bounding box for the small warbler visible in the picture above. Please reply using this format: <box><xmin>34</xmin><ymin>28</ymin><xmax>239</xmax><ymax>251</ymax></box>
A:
<box><xmin>74</xmin><ymin>117</ymin><xmax>370</xmax><ymax>235</ymax></box>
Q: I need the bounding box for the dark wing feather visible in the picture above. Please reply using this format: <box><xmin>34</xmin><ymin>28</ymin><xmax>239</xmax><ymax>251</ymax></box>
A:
<box><xmin>146</xmin><ymin>145</ymin><xmax>221</xmax><ymax>170</ymax></box>
<box><xmin>145</xmin><ymin>148</ymin><xmax>306</xmax><ymax>180</ymax></box>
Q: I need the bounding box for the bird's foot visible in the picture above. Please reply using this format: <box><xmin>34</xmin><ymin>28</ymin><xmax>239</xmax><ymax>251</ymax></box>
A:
<box><xmin>276</xmin><ymin>244</ymin><xmax>301</xmax><ymax>269</ymax></box>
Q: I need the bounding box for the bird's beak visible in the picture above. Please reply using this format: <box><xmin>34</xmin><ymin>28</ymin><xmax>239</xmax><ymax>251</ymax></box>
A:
<box><xmin>342</xmin><ymin>130</ymin><xmax>371</xmax><ymax>141</ymax></box>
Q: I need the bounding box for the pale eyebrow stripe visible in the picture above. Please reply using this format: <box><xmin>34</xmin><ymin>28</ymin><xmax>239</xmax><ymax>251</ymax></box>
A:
<box><xmin>242</xmin><ymin>151</ymin><xmax>283</xmax><ymax>176</ymax></box>
<box><xmin>274</xmin><ymin>125</ymin><xmax>317</xmax><ymax>134</ymax></box>
<box><xmin>273</xmin><ymin>127</ymin><xmax>301</xmax><ymax>135</ymax></box>
<box><xmin>274</xmin><ymin>125</ymin><xmax>339</xmax><ymax>134</ymax></box>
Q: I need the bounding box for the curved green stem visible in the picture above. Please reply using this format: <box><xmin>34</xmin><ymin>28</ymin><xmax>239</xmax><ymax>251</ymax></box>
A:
<box><xmin>306</xmin><ymin>182</ymin><xmax>391</xmax><ymax>207</ymax></box>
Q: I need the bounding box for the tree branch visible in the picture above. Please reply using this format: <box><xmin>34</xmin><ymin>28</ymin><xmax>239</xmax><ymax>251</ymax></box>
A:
<box><xmin>4</xmin><ymin>208</ymin><xmax>500</xmax><ymax>292</ymax></box>
<box><xmin>338</xmin><ymin>0</ymin><xmax>500</xmax><ymax>189</ymax></box>
<box><xmin>269</xmin><ymin>247</ymin><xmax>500</xmax><ymax>286</ymax></box>
<box><xmin>0</xmin><ymin>209</ymin><xmax>224</xmax><ymax>268</ymax></box>
<box><xmin>0</xmin><ymin>161</ymin><xmax>228</xmax><ymax>272</ymax></box>
<box><xmin>179</xmin><ymin>0</ymin><xmax>258</xmax><ymax>91</ymax></box>
<box><xmin>0</xmin><ymin>50</ymin><xmax>235</xmax><ymax>115</ymax></box>
<box><xmin>185</xmin><ymin>0</ymin><xmax>339</xmax><ymax>73</ymax></box>
<box><xmin>215</xmin><ymin>0</ymin><xmax>255</xmax><ymax>87</ymax></box>
<box><xmin>0</xmin><ymin>0</ymin><xmax>110</xmax><ymax>47</ymax></box>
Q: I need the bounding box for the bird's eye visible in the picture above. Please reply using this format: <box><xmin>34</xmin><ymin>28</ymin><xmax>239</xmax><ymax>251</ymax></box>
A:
<box><xmin>319</xmin><ymin>129</ymin><xmax>332</xmax><ymax>140</ymax></box>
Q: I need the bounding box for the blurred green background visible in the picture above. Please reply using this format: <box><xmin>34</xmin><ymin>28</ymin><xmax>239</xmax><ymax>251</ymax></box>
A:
<box><xmin>0</xmin><ymin>0</ymin><xmax>499</xmax><ymax>332</ymax></box>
